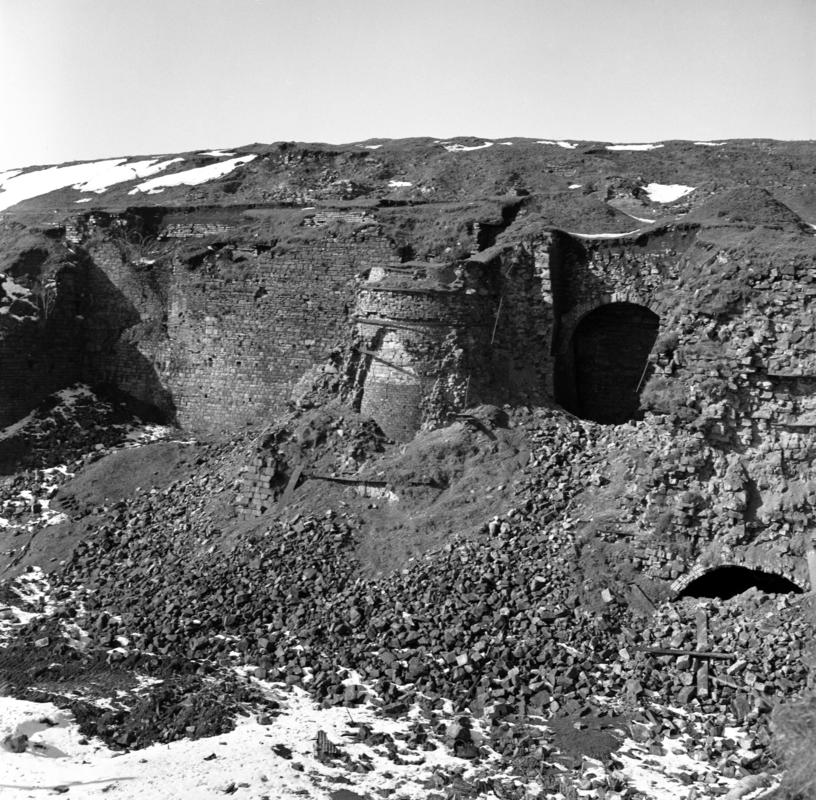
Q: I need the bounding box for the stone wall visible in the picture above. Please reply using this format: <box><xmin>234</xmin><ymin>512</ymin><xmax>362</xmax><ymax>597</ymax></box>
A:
<box><xmin>81</xmin><ymin>221</ymin><xmax>393</xmax><ymax>432</ymax></box>
<box><xmin>351</xmin><ymin>265</ymin><xmax>496</xmax><ymax>440</ymax></box>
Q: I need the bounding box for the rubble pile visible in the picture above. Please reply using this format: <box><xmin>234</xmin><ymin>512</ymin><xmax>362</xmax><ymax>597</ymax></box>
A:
<box><xmin>238</xmin><ymin>404</ymin><xmax>389</xmax><ymax>515</ymax></box>
<box><xmin>0</xmin><ymin>405</ymin><xmax>803</xmax><ymax>792</ymax></box>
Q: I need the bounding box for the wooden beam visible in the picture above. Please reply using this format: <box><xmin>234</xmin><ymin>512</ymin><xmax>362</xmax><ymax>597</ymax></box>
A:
<box><xmin>696</xmin><ymin>607</ymin><xmax>710</xmax><ymax>699</ymax></box>
<box><xmin>640</xmin><ymin>647</ymin><xmax>735</xmax><ymax>661</ymax></box>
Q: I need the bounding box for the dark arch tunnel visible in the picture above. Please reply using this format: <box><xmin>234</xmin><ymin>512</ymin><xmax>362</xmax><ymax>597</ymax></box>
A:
<box><xmin>556</xmin><ymin>302</ymin><xmax>659</xmax><ymax>425</ymax></box>
<box><xmin>677</xmin><ymin>565</ymin><xmax>804</xmax><ymax>601</ymax></box>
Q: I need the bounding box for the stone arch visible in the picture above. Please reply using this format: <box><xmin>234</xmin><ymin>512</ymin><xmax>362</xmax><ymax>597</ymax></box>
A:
<box><xmin>671</xmin><ymin>564</ymin><xmax>808</xmax><ymax>598</ymax></box>
<box><xmin>673</xmin><ymin>564</ymin><xmax>805</xmax><ymax>600</ymax></box>
<box><xmin>555</xmin><ymin>300</ymin><xmax>659</xmax><ymax>424</ymax></box>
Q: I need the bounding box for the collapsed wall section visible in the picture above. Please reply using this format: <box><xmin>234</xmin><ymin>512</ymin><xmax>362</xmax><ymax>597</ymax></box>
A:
<box><xmin>0</xmin><ymin>242</ymin><xmax>86</xmax><ymax>427</ymax></box>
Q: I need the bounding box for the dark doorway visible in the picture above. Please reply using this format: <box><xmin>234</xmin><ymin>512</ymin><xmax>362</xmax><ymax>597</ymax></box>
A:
<box><xmin>678</xmin><ymin>565</ymin><xmax>803</xmax><ymax>600</ymax></box>
<box><xmin>559</xmin><ymin>302</ymin><xmax>659</xmax><ymax>424</ymax></box>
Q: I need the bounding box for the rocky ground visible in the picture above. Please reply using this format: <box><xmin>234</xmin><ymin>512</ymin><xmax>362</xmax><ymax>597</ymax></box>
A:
<box><xmin>0</xmin><ymin>384</ymin><xmax>810</xmax><ymax>799</ymax></box>
<box><xmin>1</xmin><ymin>134</ymin><xmax>814</xmax><ymax>798</ymax></box>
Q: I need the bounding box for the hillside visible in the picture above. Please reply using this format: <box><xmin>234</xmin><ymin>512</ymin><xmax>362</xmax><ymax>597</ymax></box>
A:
<box><xmin>0</xmin><ymin>138</ymin><xmax>814</xmax><ymax>800</ymax></box>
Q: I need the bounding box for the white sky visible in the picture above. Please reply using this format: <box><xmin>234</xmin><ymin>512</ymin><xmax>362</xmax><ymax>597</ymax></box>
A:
<box><xmin>0</xmin><ymin>0</ymin><xmax>814</xmax><ymax>170</ymax></box>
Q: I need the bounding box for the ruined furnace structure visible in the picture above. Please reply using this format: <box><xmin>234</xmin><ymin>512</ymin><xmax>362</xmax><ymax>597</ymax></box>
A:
<box><xmin>0</xmin><ymin>206</ymin><xmax>814</xmax><ymax>600</ymax></box>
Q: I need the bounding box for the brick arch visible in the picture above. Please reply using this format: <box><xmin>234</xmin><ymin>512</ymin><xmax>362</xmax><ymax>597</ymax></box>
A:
<box><xmin>554</xmin><ymin>297</ymin><xmax>660</xmax><ymax>424</ymax></box>
<box><xmin>670</xmin><ymin>558</ymin><xmax>808</xmax><ymax>597</ymax></box>
<box><xmin>558</xmin><ymin>291</ymin><xmax>657</xmax><ymax>342</ymax></box>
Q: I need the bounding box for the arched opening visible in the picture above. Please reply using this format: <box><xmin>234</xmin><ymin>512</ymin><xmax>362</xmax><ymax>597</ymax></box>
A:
<box><xmin>558</xmin><ymin>302</ymin><xmax>659</xmax><ymax>424</ymax></box>
<box><xmin>677</xmin><ymin>565</ymin><xmax>803</xmax><ymax>600</ymax></box>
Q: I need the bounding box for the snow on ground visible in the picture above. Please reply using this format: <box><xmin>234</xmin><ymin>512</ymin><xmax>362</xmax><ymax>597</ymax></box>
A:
<box><xmin>569</xmin><ymin>184</ymin><xmax>582</xmax><ymax>189</ymax></box>
<box><xmin>0</xmin><ymin>567</ymin><xmax>55</xmax><ymax>644</ymax></box>
<box><xmin>0</xmin><ymin>158</ymin><xmax>183</xmax><ymax>211</ymax></box>
<box><xmin>0</xmin><ymin>388</ymin><xmax>183</xmax><ymax>540</ymax></box>
<box><xmin>73</xmin><ymin>158</ymin><xmax>183</xmax><ymax>193</ymax></box>
<box><xmin>567</xmin><ymin>229</ymin><xmax>642</xmax><ymax>239</ymax></box>
<box><xmin>1</xmin><ymin>275</ymin><xmax>34</xmax><ymax>303</ymax></box>
<box><xmin>0</xmin><ymin>273</ymin><xmax>38</xmax><ymax>319</ymax></box>
<box><xmin>499</xmin><ymin>141</ymin><xmax>514</xmax><ymax>146</ymax></box>
<box><xmin>643</xmin><ymin>182</ymin><xmax>695</xmax><ymax>203</ymax></box>
<box><xmin>54</xmin><ymin>385</ymin><xmax>96</xmax><ymax>405</ymax></box>
<box><xmin>0</xmin><ymin>463</ymin><xmax>73</xmax><ymax>532</ymax></box>
<box><xmin>0</xmin><ymin>687</ymin><xmax>494</xmax><ymax>800</ymax></box>
<box><xmin>537</xmin><ymin>140</ymin><xmax>578</xmax><ymax>149</ymax></box>
<box><xmin>615</xmin><ymin>730</ymin><xmax>771</xmax><ymax>800</ymax></box>
<box><xmin>199</xmin><ymin>150</ymin><xmax>236</xmax><ymax>157</ymax></box>
<box><xmin>388</xmin><ymin>180</ymin><xmax>412</xmax><ymax>188</ymax></box>
<box><xmin>123</xmin><ymin>424</ymin><xmax>191</xmax><ymax>446</ymax></box>
<box><xmin>440</xmin><ymin>141</ymin><xmax>494</xmax><ymax>152</ymax></box>
<box><xmin>0</xmin><ymin>676</ymin><xmax>769</xmax><ymax>800</ymax></box>
<box><xmin>74</xmin><ymin>198</ymin><xmax>93</xmax><ymax>203</ymax></box>
<box><xmin>0</xmin><ymin>168</ymin><xmax>23</xmax><ymax>184</ymax></box>
<box><xmin>606</xmin><ymin>143</ymin><xmax>664</xmax><ymax>151</ymax></box>
<box><xmin>694</xmin><ymin>141</ymin><xmax>726</xmax><ymax>147</ymax></box>
<box><xmin>128</xmin><ymin>155</ymin><xmax>257</xmax><ymax>195</ymax></box>
<box><xmin>361</xmin><ymin>144</ymin><xmax>382</xmax><ymax>149</ymax></box>
<box><xmin>624</xmin><ymin>213</ymin><xmax>656</xmax><ymax>224</ymax></box>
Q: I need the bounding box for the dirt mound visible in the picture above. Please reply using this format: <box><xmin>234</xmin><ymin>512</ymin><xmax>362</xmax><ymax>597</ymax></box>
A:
<box><xmin>53</xmin><ymin>441</ymin><xmax>197</xmax><ymax>515</ymax></box>
<box><xmin>348</xmin><ymin>412</ymin><xmax>529</xmax><ymax>574</ymax></box>
<box><xmin>687</xmin><ymin>186</ymin><xmax>810</xmax><ymax>232</ymax></box>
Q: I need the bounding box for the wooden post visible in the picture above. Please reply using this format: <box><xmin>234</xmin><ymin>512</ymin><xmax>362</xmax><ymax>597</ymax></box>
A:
<box><xmin>696</xmin><ymin>607</ymin><xmax>709</xmax><ymax>699</ymax></box>
<box><xmin>490</xmin><ymin>296</ymin><xmax>504</xmax><ymax>345</ymax></box>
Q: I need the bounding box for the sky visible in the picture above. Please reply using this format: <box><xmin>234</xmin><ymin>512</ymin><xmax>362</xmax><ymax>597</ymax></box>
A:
<box><xmin>0</xmin><ymin>0</ymin><xmax>814</xmax><ymax>169</ymax></box>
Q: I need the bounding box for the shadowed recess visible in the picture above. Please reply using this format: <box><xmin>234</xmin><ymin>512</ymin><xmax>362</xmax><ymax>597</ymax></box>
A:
<box><xmin>562</xmin><ymin>302</ymin><xmax>659</xmax><ymax>424</ymax></box>
<box><xmin>678</xmin><ymin>565</ymin><xmax>804</xmax><ymax>600</ymax></box>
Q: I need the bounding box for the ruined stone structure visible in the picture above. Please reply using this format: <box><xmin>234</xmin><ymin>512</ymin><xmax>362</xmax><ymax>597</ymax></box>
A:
<box><xmin>0</xmin><ymin>197</ymin><xmax>814</xmax><ymax>598</ymax></box>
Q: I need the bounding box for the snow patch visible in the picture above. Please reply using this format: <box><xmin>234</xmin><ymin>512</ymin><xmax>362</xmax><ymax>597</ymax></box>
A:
<box><xmin>0</xmin><ymin>168</ymin><xmax>23</xmax><ymax>184</ymax></box>
<box><xmin>694</xmin><ymin>141</ymin><xmax>726</xmax><ymax>146</ymax></box>
<box><xmin>606</xmin><ymin>143</ymin><xmax>664</xmax><ymax>151</ymax></box>
<box><xmin>0</xmin><ymin>568</ymin><xmax>56</xmax><ymax>644</ymax></box>
<box><xmin>0</xmin><ymin>157</ymin><xmax>182</xmax><ymax>211</ymax></box>
<box><xmin>0</xmin><ymin>687</ymin><xmax>494</xmax><ymax>800</ymax></box>
<box><xmin>128</xmin><ymin>155</ymin><xmax>257</xmax><ymax>194</ymax></box>
<box><xmin>499</xmin><ymin>141</ymin><xmax>514</xmax><ymax>146</ymax></box>
<box><xmin>567</xmin><ymin>229</ymin><xmax>642</xmax><ymax>239</ymax></box>
<box><xmin>616</xmin><ymin>731</ymin><xmax>769</xmax><ymax>800</ymax></box>
<box><xmin>199</xmin><ymin>150</ymin><xmax>236</xmax><ymax>157</ymax></box>
<box><xmin>440</xmin><ymin>141</ymin><xmax>494</xmax><ymax>152</ymax></box>
<box><xmin>75</xmin><ymin>197</ymin><xmax>93</xmax><ymax>203</ymax></box>
<box><xmin>361</xmin><ymin>144</ymin><xmax>383</xmax><ymax>149</ymax></box>
<box><xmin>53</xmin><ymin>384</ymin><xmax>96</xmax><ymax>406</ymax></box>
<box><xmin>569</xmin><ymin>183</ymin><xmax>582</xmax><ymax>189</ymax></box>
<box><xmin>1</xmin><ymin>275</ymin><xmax>33</xmax><ymax>302</ymax></box>
<box><xmin>537</xmin><ymin>140</ymin><xmax>578</xmax><ymax>149</ymax></box>
<box><xmin>643</xmin><ymin>182</ymin><xmax>695</xmax><ymax>203</ymax></box>
<box><xmin>123</xmin><ymin>424</ymin><xmax>185</xmax><ymax>446</ymax></box>
<box><xmin>388</xmin><ymin>180</ymin><xmax>412</xmax><ymax>188</ymax></box>
<box><xmin>73</xmin><ymin>158</ymin><xmax>183</xmax><ymax>193</ymax></box>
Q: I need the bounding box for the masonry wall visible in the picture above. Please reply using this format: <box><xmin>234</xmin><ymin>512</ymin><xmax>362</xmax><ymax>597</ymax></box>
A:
<box><xmin>83</xmin><ymin>229</ymin><xmax>393</xmax><ymax>432</ymax></box>
<box><xmin>354</xmin><ymin>284</ymin><xmax>495</xmax><ymax>440</ymax></box>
